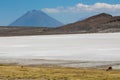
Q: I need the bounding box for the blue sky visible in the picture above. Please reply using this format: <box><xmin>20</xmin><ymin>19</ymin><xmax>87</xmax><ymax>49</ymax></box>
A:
<box><xmin>0</xmin><ymin>0</ymin><xmax>120</xmax><ymax>26</ymax></box>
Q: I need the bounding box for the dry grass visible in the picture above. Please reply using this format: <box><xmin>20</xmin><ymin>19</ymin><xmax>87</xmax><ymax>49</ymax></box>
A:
<box><xmin>0</xmin><ymin>65</ymin><xmax>120</xmax><ymax>80</ymax></box>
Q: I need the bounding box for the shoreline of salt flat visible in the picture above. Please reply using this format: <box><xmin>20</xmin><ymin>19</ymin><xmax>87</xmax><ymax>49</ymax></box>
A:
<box><xmin>0</xmin><ymin>58</ymin><xmax>120</xmax><ymax>69</ymax></box>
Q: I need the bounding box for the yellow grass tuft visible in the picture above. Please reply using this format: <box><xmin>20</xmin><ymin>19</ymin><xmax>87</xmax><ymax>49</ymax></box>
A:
<box><xmin>0</xmin><ymin>65</ymin><xmax>120</xmax><ymax>80</ymax></box>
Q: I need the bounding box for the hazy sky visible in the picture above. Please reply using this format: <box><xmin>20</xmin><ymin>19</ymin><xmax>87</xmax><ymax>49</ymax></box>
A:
<box><xmin>0</xmin><ymin>0</ymin><xmax>120</xmax><ymax>26</ymax></box>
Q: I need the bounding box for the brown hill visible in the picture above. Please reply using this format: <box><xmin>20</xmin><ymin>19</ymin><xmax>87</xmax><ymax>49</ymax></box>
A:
<box><xmin>48</xmin><ymin>13</ymin><xmax>120</xmax><ymax>34</ymax></box>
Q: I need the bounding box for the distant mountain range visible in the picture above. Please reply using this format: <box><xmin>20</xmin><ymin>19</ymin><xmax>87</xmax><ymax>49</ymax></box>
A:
<box><xmin>9</xmin><ymin>10</ymin><xmax>63</xmax><ymax>28</ymax></box>
<box><xmin>0</xmin><ymin>13</ymin><xmax>120</xmax><ymax>36</ymax></box>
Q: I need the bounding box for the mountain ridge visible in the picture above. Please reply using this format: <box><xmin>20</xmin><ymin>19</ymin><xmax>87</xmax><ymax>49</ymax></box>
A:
<box><xmin>49</xmin><ymin>13</ymin><xmax>120</xmax><ymax>33</ymax></box>
<box><xmin>0</xmin><ymin>13</ymin><xmax>120</xmax><ymax>36</ymax></box>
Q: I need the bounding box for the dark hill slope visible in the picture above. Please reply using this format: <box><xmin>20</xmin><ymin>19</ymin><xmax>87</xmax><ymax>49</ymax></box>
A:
<box><xmin>49</xmin><ymin>13</ymin><xmax>120</xmax><ymax>33</ymax></box>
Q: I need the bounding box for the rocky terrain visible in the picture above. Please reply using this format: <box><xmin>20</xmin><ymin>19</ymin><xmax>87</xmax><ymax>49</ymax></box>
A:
<box><xmin>50</xmin><ymin>13</ymin><xmax>120</xmax><ymax>34</ymax></box>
